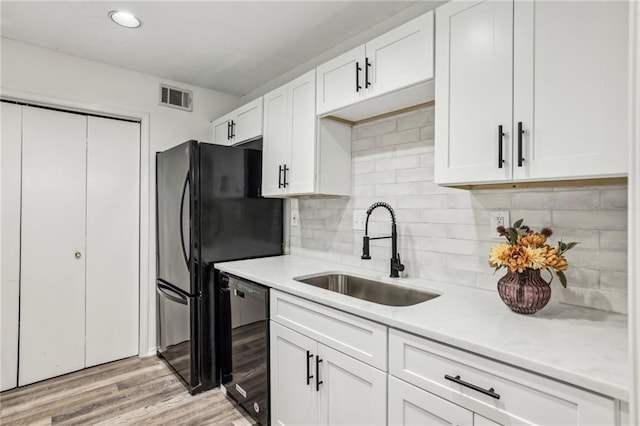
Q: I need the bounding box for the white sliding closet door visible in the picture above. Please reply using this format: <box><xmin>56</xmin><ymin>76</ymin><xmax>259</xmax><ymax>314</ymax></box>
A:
<box><xmin>1</xmin><ymin>102</ymin><xmax>23</xmax><ymax>391</ymax></box>
<box><xmin>19</xmin><ymin>107</ymin><xmax>87</xmax><ymax>386</ymax></box>
<box><xmin>85</xmin><ymin>116</ymin><xmax>140</xmax><ymax>367</ymax></box>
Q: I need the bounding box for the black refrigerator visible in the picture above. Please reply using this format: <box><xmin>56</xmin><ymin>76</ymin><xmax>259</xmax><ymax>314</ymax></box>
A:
<box><xmin>156</xmin><ymin>140</ymin><xmax>283</xmax><ymax>394</ymax></box>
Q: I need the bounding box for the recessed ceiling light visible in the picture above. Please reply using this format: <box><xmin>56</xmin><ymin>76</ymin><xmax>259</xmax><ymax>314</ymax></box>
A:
<box><xmin>109</xmin><ymin>10</ymin><xmax>141</xmax><ymax>29</ymax></box>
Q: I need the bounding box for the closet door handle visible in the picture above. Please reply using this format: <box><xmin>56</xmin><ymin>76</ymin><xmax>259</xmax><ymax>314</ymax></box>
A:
<box><xmin>498</xmin><ymin>125</ymin><xmax>505</xmax><ymax>169</ymax></box>
<box><xmin>278</xmin><ymin>165</ymin><xmax>283</xmax><ymax>188</ymax></box>
<box><xmin>306</xmin><ymin>351</ymin><xmax>314</xmax><ymax>385</ymax></box>
<box><xmin>365</xmin><ymin>57</ymin><xmax>371</xmax><ymax>88</ymax></box>
<box><xmin>445</xmin><ymin>374</ymin><xmax>501</xmax><ymax>400</ymax></box>
<box><xmin>315</xmin><ymin>356</ymin><xmax>323</xmax><ymax>391</ymax></box>
<box><xmin>517</xmin><ymin>121</ymin><xmax>524</xmax><ymax>167</ymax></box>
<box><xmin>355</xmin><ymin>62</ymin><xmax>362</xmax><ymax>92</ymax></box>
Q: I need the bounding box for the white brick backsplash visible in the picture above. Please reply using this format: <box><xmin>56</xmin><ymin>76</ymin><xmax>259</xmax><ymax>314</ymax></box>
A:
<box><xmin>396</xmin><ymin>195</ymin><xmax>445</xmax><ymax>209</ymax></box>
<box><xmin>397</xmin><ymin>167</ymin><xmax>434</xmax><ymax>183</ymax></box>
<box><xmin>352</xmin><ymin>137</ymin><xmax>376</xmax><ymax>152</ymax></box>
<box><xmin>290</xmin><ymin>106</ymin><xmax>628</xmax><ymax>314</ymax></box>
<box><xmin>553</xmin><ymin>210</ymin><xmax>627</xmax><ymax>230</ymax></box>
<box><xmin>376</xmin><ymin>129</ymin><xmax>419</xmax><ymax>147</ymax></box>
<box><xmin>374</xmin><ymin>154</ymin><xmax>420</xmax><ymax>171</ymax></box>
<box><xmin>353</xmin><ymin>119</ymin><xmax>396</xmax><ymax>139</ymax></box>
<box><xmin>353</xmin><ymin>171</ymin><xmax>396</xmax><ymax>185</ymax></box>
<box><xmin>511</xmin><ymin>191</ymin><xmax>600</xmax><ymax>210</ymax></box>
<box><xmin>600</xmin><ymin>188</ymin><xmax>628</xmax><ymax>208</ymax></box>
<box><xmin>600</xmin><ymin>230</ymin><xmax>628</xmax><ymax>251</ymax></box>
<box><xmin>397</xmin><ymin>109</ymin><xmax>432</xmax><ymax>130</ymax></box>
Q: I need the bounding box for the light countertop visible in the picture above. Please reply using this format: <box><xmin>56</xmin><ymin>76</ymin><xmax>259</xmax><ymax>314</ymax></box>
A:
<box><xmin>216</xmin><ymin>254</ymin><xmax>629</xmax><ymax>401</ymax></box>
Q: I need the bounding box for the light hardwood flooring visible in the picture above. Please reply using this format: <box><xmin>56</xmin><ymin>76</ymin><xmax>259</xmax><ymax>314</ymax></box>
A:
<box><xmin>0</xmin><ymin>356</ymin><xmax>255</xmax><ymax>425</ymax></box>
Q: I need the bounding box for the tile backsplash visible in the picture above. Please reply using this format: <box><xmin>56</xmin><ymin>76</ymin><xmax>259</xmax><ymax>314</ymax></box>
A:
<box><xmin>290</xmin><ymin>105</ymin><xmax>628</xmax><ymax>314</ymax></box>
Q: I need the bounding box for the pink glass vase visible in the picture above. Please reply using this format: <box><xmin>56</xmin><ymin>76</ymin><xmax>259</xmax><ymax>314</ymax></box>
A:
<box><xmin>497</xmin><ymin>269</ymin><xmax>552</xmax><ymax>314</ymax></box>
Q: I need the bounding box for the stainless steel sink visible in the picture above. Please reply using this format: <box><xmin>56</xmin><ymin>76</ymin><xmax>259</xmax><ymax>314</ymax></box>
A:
<box><xmin>294</xmin><ymin>273</ymin><xmax>439</xmax><ymax>307</ymax></box>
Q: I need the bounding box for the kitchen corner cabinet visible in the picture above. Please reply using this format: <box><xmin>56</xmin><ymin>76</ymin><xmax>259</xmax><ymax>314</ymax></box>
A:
<box><xmin>270</xmin><ymin>291</ymin><xmax>387</xmax><ymax>425</ymax></box>
<box><xmin>212</xmin><ymin>97</ymin><xmax>263</xmax><ymax>146</ymax></box>
<box><xmin>316</xmin><ymin>11</ymin><xmax>434</xmax><ymax>118</ymax></box>
<box><xmin>434</xmin><ymin>0</ymin><xmax>629</xmax><ymax>185</ymax></box>
<box><xmin>262</xmin><ymin>70</ymin><xmax>351</xmax><ymax>197</ymax></box>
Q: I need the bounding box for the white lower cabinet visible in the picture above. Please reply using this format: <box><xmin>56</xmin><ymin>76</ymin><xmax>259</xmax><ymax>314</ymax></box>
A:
<box><xmin>270</xmin><ymin>321</ymin><xmax>386</xmax><ymax>426</ymax></box>
<box><xmin>270</xmin><ymin>290</ymin><xmax>387</xmax><ymax>425</ymax></box>
<box><xmin>389</xmin><ymin>376</ymin><xmax>472</xmax><ymax>426</ymax></box>
<box><xmin>389</xmin><ymin>329</ymin><xmax>616</xmax><ymax>426</ymax></box>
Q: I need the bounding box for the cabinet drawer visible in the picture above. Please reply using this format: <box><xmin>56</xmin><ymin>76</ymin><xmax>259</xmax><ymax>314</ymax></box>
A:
<box><xmin>270</xmin><ymin>290</ymin><xmax>387</xmax><ymax>370</ymax></box>
<box><xmin>389</xmin><ymin>329</ymin><xmax>615</xmax><ymax>426</ymax></box>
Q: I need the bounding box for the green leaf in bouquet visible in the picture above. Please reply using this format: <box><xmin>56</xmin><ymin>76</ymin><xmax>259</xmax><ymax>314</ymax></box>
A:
<box><xmin>557</xmin><ymin>270</ymin><xmax>567</xmax><ymax>288</ymax></box>
<box><xmin>513</xmin><ymin>218</ymin><xmax>524</xmax><ymax>229</ymax></box>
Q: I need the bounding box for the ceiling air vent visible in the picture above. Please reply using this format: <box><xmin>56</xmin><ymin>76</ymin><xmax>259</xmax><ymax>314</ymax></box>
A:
<box><xmin>159</xmin><ymin>84</ymin><xmax>193</xmax><ymax>112</ymax></box>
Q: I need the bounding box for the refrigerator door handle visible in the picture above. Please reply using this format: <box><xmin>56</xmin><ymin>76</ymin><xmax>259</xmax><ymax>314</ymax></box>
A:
<box><xmin>179</xmin><ymin>171</ymin><xmax>190</xmax><ymax>271</ymax></box>
<box><xmin>158</xmin><ymin>282</ymin><xmax>189</xmax><ymax>305</ymax></box>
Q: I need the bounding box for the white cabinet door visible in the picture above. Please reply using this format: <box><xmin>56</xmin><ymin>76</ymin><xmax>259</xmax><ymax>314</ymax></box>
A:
<box><xmin>1</xmin><ymin>102</ymin><xmax>22</xmax><ymax>391</ymax></box>
<box><xmin>317</xmin><ymin>343</ymin><xmax>387</xmax><ymax>426</ymax></box>
<box><xmin>388</xmin><ymin>376</ymin><xmax>473</xmax><ymax>426</ymax></box>
<box><xmin>262</xmin><ymin>84</ymin><xmax>290</xmax><ymax>197</ymax></box>
<box><xmin>19</xmin><ymin>107</ymin><xmax>87</xmax><ymax>386</ymax></box>
<box><xmin>512</xmin><ymin>0</ymin><xmax>629</xmax><ymax>180</ymax></box>
<box><xmin>234</xmin><ymin>97</ymin><xmax>263</xmax><ymax>143</ymax></box>
<box><xmin>212</xmin><ymin>115</ymin><xmax>232</xmax><ymax>146</ymax></box>
<box><xmin>316</xmin><ymin>46</ymin><xmax>365</xmax><ymax>115</ymax></box>
<box><xmin>367</xmin><ymin>11</ymin><xmax>434</xmax><ymax>98</ymax></box>
<box><xmin>270</xmin><ymin>321</ymin><xmax>318</xmax><ymax>426</ymax></box>
<box><xmin>85</xmin><ymin>117</ymin><xmax>140</xmax><ymax>367</ymax></box>
<box><xmin>434</xmin><ymin>0</ymin><xmax>514</xmax><ymax>185</ymax></box>
<box><xmin>288</xmin><ymin>70</ymin><xmax>317</xmax><ymax>195</ymax></box>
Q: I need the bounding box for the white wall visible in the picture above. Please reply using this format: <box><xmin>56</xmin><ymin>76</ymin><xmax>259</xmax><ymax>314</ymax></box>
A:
<box><xmin>291</xmin><ymin>105</ymin><xmax>628</xmax><ymax>314</ymax></box>
<box><xmin>1</xmin><ymin>38</ymin><xmax>239</xmax><ymax>355</ymax></box>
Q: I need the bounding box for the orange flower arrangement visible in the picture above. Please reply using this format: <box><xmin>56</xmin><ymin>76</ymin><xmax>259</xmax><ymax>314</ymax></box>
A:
<box><xmin>488</xmin><ymin>219</ymin><xmax>577</xmax><ymax>287</ymax></box>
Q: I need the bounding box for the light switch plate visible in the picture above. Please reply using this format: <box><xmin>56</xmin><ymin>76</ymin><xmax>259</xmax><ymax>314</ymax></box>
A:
<box><xmin>291</xmin><ymin>210</ymin><xmax>299</xmax><ymax>227</ymax></box>
<box><xmin>489</xmin><ymin>211</ymin><xmax>510</xmax><ymax>239</ymax></box>
<box><xmin>353</xmin><ymin>210</ymin><xmax>366</xmax><ymax>230</ymax></box>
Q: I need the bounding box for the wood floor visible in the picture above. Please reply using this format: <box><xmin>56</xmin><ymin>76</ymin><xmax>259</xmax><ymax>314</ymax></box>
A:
<box><xmin>0</xmin><ymin>356</ymin><xmax>256</xmax><ymax>425</ymax></box>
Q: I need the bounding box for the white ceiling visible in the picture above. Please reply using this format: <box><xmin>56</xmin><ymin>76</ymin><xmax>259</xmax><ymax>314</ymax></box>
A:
<box><xmin>1</xmin><ymin>1</ymin><xmax>441</xmax><ymax>97</ymax></box>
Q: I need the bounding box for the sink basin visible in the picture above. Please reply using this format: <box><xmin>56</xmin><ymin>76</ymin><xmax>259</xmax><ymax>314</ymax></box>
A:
<box><xmin>294</xmin><ymin>273</ymin><xmax>439</xmax><ymax>307</ymax></box>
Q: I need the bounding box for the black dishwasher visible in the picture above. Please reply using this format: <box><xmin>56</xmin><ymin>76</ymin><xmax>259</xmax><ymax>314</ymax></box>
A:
<box><xmin>219</xmin><ymin>272</ymin><xmax>270</xmax><ymax>425</ymax></box>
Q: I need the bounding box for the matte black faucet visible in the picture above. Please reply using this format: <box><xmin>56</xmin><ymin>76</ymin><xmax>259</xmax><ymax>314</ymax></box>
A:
<box><xmin>361</xmin><ymin>202</ymin><xmax>405</xmax><ymax>278</ymax></box>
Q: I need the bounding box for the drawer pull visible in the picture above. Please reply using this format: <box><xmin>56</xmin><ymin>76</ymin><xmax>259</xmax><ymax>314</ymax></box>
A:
<box><xmin>444</xmin><ymin>374</ymin><xmax>501</xmax><ymax>400</ymax></box>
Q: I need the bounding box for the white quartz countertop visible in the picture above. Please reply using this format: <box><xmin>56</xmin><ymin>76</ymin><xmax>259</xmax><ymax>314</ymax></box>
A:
<box><xmin>216</xmin><ymin>254</ymin><xmax>629</xmax><ymax>401</ymax></box>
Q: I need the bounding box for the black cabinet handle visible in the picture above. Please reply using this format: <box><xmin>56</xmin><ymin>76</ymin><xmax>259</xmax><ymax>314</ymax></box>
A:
<box><xmin>227</xmin><ymin>121</ymin><xmax>231</xmax><ymax>140</ymax></box>
<box><xmin>365</xmin><ymin>57</ymin><xmax>371</xmax><ymax>88</ymax></box>
<box><xmin>306</xmin><ymin>351</ymin><xmax>314</xmax><ymax>385</ymax></box>
<box><xmin>231</xmin><ymin>120</ymin><xmax>235</xmax><ymax>139</ymax></box>
<box><xmin>444</xmin><ymin>374</ymin><xmax>501</xmax><ymax>400</ymax></box>
<box><xmin>517</xmin><ymin>121</ymin><xmax>524</xmax><ymax>167</ymax></box>
<box><xmin>498</xmin><ymin>125</ymin><xmax>505</xmax><ymax>169</ymax></box>
<box><xmin>283</xmin><ymin>164</ymin><xmax>289</xmax><ymax>188</ymax></box>
<box><xmin>316</xmin><ymin>356</ymin><xmax>323</xmax><ymax>391</ymax></box>
<box><xmin>355</xmin><ymin>62</ymin><xmax>362</xmax><ymax>92</ymax></box>
<box><xmin>278</xmin><ymin>165</ymin><xmax>283</xmax><ymax>188</ymax></box>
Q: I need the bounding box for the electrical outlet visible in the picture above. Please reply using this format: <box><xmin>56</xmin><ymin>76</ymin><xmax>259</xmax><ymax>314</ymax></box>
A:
<box><xmin>353</xmin><ymin>210</ymin><xmax>366</xmax><ymax>231</ymax></box>
<box><xmin>489</xmin><ymin>211</ymin><xmax>510</xmax><ymax>239</ymax></box>
<box><xmin>291</xmin><ymin>210</ymin><xmax>299</xmax><ymax>227</ymax></box>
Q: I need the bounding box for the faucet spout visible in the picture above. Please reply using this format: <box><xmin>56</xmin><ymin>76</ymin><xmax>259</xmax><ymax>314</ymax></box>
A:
<box><xmin>361</xmin><ymin>202</ymin><xmax>405</xmax><ymax>278</ymax></box>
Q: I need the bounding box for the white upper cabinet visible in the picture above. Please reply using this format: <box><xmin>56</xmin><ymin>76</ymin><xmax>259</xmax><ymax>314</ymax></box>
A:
<box><xmin>434</xmin><ymin>0</ymin><xmax>514</xmax><ymax>185</ymax></box>
<box><xmin>211</xmin><ymin>97</ymin><xmax>263</xmax><ymax>146</ymax></box>
<box><xmin>512</xmin><ymin>0</ymin><xmax>629</xmax><ymax>181</ymax></box>
<box><xmin>262</xmin><ymin>70</ymin><xmax>351</xmax><ymax>198</ymax></box>
<box><xmin>435</xmin><ymin>0</ymin><xmax>629</xmax><ymax>185</ymax></box>
<box><xmin>316</xmin><ymin>11</ymin><xmax>434</xmax><ymax>120</ymax></box>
